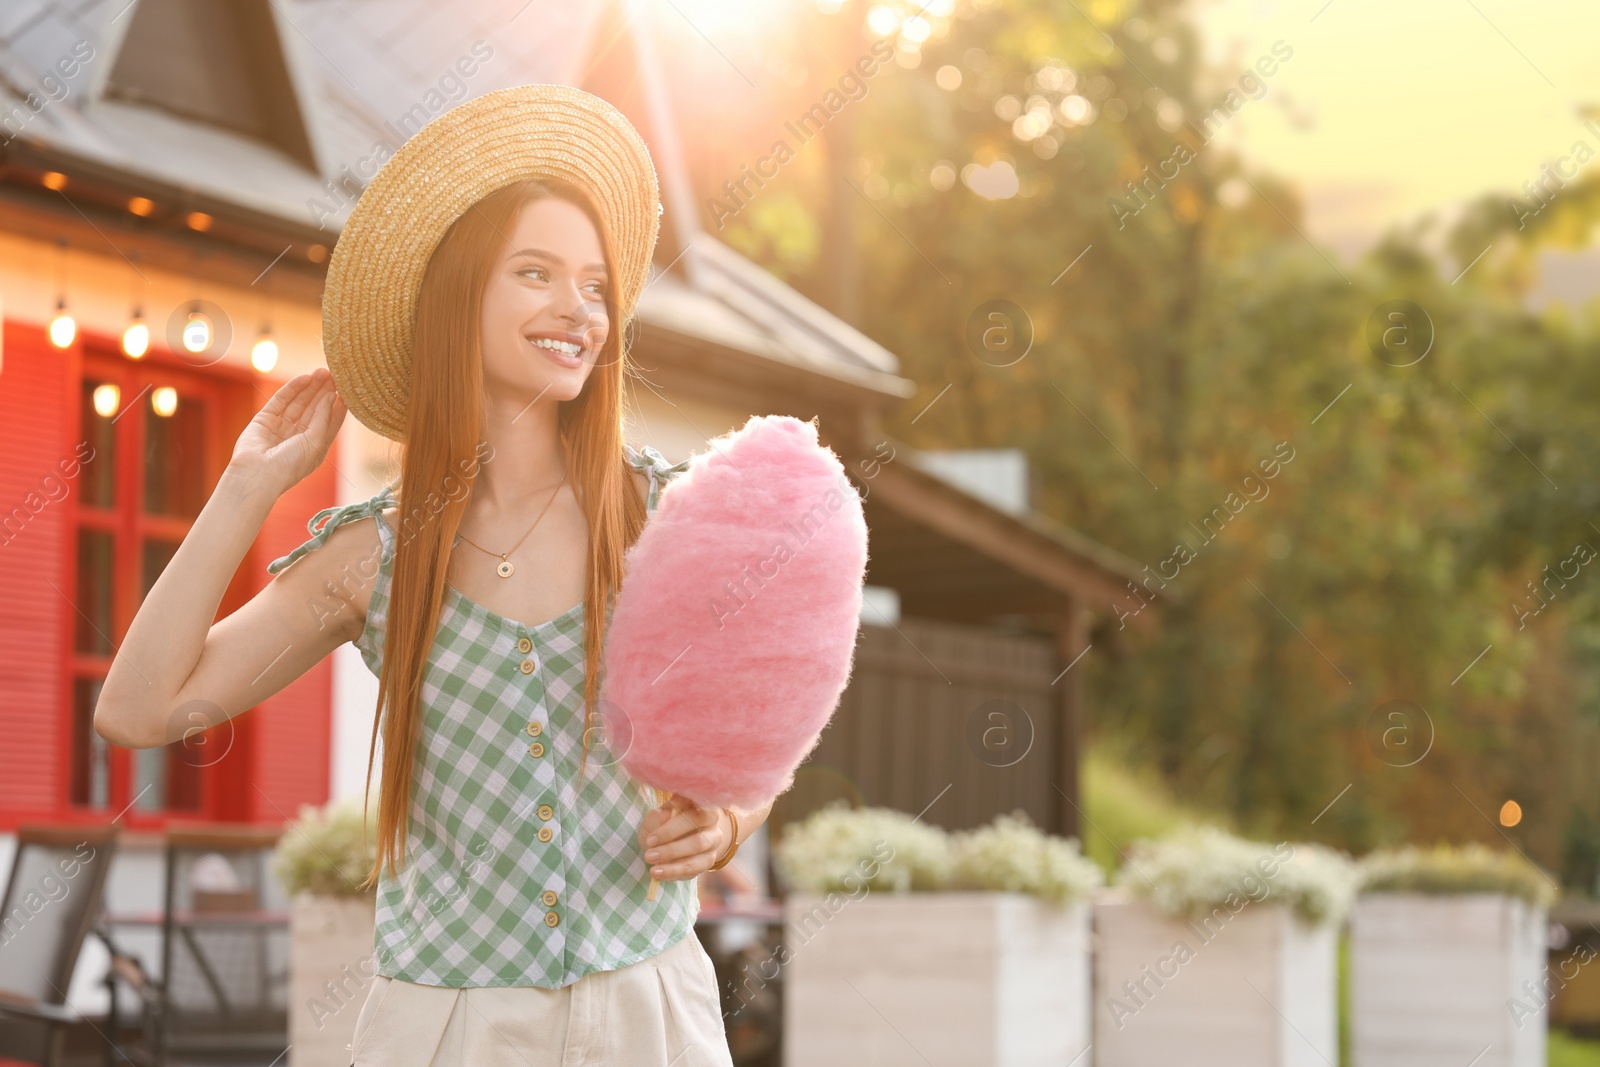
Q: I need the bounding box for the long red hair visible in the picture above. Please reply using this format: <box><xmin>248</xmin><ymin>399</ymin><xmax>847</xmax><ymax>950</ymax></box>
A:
<box><xmin>359</xmin><ymin>178</ymin><xmax>650</xmax><ymax>889</ymax></box>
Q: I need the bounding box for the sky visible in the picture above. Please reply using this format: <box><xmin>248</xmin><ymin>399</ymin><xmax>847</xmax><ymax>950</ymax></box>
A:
<box><xmin>1190</xmin><ymin>0</ymin><xmax>1600</xmax><ymax>270</ymax></box>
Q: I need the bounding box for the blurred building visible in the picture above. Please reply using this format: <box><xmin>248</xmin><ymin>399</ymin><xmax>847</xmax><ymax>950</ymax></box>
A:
<box><xmin>0</xmin><ymin>1</ymin><xmax>1157</xmax><ymax>1009</ymax></box>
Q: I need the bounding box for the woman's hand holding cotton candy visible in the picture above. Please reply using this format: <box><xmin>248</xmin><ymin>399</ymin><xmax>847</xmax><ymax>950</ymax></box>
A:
<box><xmin>637</xmin><ymin>794</ymin><xmax>729</xmax><ymax>882</ymax></box>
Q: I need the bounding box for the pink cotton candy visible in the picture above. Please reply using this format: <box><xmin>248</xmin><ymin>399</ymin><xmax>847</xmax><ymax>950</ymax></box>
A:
<box><xmin>598</xmin><ymin>415</ymin><xmax>869</xmax><ymax>810</ymax></box>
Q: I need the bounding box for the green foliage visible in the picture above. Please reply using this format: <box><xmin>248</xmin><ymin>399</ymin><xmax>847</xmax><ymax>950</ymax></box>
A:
<box><xmin>833</xmin><ymin>0</ymin><xmax>1600</xmax><ymax>884</ymax></box>
<box><xmin>1358</xmin><ymin>843</ymin><xmax>1560</xmax><ymax>908</ymax></box>
<box><xmin>1337</xmin><ymin>934</ymin><xmax>1351</xmax><ymax>1067</ymax></box>
<box><xmin>1549</xmin><ymin>1030</ymin><xmax>1600</xmax><ymax>1067</ymax></box>
<box><xmin>690</xmin><ymin>0</ymin><xmax>1600</xmax><ymax>886</ymax></box>
<box><xmin>271</xmin><ymin>797</ymin><xmax>377</xmax><ymax>899</ymax></box>
<box><xmin>720</xmin><ymin>189</ymin><xmax>822</xmax><ymax>279</ymax></box>
<box><xmin>1081</xmin><ymin>738</ymin><xmax>1222</xmax><ymax>874</ymax></box>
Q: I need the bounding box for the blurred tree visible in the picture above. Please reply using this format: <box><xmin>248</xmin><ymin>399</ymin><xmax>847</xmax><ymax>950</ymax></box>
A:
<box><xmin>665</xmin><ymin>0</ymin><xmax>1600</xmax><ymax>890</ymax></box>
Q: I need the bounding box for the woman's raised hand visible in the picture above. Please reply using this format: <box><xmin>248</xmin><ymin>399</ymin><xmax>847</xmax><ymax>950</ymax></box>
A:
<box><xmin>229</xmin><ymin>369</ymin><xmax>347</xmax><ymax>496</ymax></box>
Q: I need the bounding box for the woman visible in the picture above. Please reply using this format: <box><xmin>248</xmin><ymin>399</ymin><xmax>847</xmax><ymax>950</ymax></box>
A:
<box><xmin>95</xmin><ymin>84</ymin><xmax>763</xmax><ymax>1065</ymax></box>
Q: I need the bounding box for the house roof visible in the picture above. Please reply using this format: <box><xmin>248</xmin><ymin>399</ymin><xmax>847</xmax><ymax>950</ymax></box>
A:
<box><xmin>0</xmin><ymin>0</ymin><xmax>1153</xmax><ymax>624</ymax></box>
<box><xmin>0</xmin><ymin>0</ymin><xmax>912</xmax><ymax>398</ymax></box>
<box><xmin>855</xmin><ymin>436</ymin><xmax>1166</xmax><ymax>627</ymax></box>
<box><xmin>637</xmin><ymin>236</ymin><xmax>915</xmax><ymax>401</ymax></box>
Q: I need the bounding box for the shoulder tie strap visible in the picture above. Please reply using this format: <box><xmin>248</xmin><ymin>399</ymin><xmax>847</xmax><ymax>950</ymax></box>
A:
<box><xmin>267</xmin><ymin>484</ymin><xmax>398</xmax><ymax>576</ymax></box>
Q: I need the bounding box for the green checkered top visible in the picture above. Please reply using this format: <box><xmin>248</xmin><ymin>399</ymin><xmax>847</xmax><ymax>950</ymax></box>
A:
<box><xmin>267</xmin><ymin>444</ymin><xmax>699</xmax><ymax>988</ymax></box>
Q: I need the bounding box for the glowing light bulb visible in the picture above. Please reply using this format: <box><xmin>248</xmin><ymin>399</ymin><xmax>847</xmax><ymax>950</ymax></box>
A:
<box><xmin>182</xmin><ymin>310</ymin><xmax>211</xmax><ymax>353</ymax></box>
<box><xmin>123</xmin><ymin>318</ymin><xmax>150</xmax><ymax>358</ymax></box>
<box><xmin>251</xmin><ymin>332</ymin><xmax>278</xmax><ymax>373</ymax></box>
<box><xmin>49</xmin><ymin>302</ymin><xmax>75</xmax><ymax>348</ymax></box>
<box><xmin>92</xmin><ymin>383</ymin><xmax>120</xmax><ymax>418</ymax></box>
<box><xmin>151</xmin><ymin>386</ymin><xmax>178</xmax><ymax>417</ymax></box>
<box><xmin>866</xmin><ymin>5</ymin><xmax>899</xmax><ymax>35</ymax></box>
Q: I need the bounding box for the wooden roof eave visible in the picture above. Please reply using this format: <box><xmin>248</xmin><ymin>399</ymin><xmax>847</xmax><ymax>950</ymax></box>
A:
<box><xmin>0</xmin><ymin>134</ymin><xmax>339</xmax><ymax>246</ymax></box>
<box><xmin>0</xmin><ymin>139</ymin><xmax>333</xmax><ymax>302</ymax></box>
<box><xmin>632</xmin><ymin>302</ymin><xmax>917</xmax><ymax>413</ymax></box>
<box><xmin>856</xmin><ymin>447</ymin><xmax>1172</xmax><ymax>628</ymax></box>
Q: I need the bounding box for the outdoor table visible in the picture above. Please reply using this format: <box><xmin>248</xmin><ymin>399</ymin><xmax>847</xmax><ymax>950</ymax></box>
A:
<box><xmin>696</xmin><ymin>899</ymin><xmax>786</xmax><ymax>924</ymax></box>
<box><xmin>101</xmin><ymin>909</ymin><xmax>288</xmax><ymax>1026</ymax></box>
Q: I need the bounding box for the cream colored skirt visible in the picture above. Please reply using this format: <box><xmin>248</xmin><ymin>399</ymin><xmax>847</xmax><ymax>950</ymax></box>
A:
<box><xmin>346</xmin><ymin>931</ymin><xmax>735</xmax><ymax>1066</ymax></box>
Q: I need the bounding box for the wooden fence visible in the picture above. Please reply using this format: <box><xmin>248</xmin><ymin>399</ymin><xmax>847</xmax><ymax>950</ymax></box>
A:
<box><xmin>770</xmin><ymin>616</ymin><xmax>1071</xmax><ymax>841</ymax></box>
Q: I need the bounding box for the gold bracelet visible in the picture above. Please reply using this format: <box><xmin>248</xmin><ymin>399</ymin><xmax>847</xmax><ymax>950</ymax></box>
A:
<box><xmin>708</xmin><ymin>807</ymin><xmax>741</xmax><ymax>871</ymax></box>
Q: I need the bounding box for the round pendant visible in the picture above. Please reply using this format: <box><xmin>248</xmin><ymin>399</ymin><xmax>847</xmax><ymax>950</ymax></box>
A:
<box><xmin>496</xmin><ymin>560</ymin><xmax>515</xmax><ymax>578</ymax></box>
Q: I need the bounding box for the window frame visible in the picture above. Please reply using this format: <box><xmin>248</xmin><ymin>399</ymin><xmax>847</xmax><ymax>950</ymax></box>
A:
<box><xmin>66</xmin><ymin>339</ymin><xmax>244</xmax><ymax>826</ymax></box>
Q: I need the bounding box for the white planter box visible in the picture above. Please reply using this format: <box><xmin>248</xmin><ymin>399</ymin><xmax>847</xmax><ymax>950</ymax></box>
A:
<box><xmin>783</xmin><ymin>890</ymin><xmax>1091</xmax><ymax>1067</ymax></box>
<box><xmin>1093</xmin><ymin>893</ymin><xmax>1337</xmax><ymax>1067</ymax></box>
<box><xmin>1351</xmin><ymin>892</ymin><xmax>1546</xmax><ymax>1067</ymax></box>
<box><xmin>287</xmin><ymin>893</ymin><xmax>378</xmax><ymax>1067</ymax></box>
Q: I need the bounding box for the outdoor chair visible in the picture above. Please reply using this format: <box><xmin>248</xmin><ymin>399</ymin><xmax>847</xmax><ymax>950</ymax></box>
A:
<box><xmin>153</xmin><ymin>823</ymin><xmax>289</xmax><ymax>1064</ymax></box>
<box><xmin>89</xmin><ymin>916</ymin><xmax>167</xmax><ymax>1066</ymax></box>
<box><xmin>0</xmin><ymin>823</ymin><xmax>120</xmax><ymax>1067</ymax></box>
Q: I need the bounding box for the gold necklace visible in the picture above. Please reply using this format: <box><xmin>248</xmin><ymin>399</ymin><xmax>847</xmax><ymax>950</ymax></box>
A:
<box><xmin>455</xmin><ymin>471</ymin><xmax>567</xmax><ymax>578</ymax></box>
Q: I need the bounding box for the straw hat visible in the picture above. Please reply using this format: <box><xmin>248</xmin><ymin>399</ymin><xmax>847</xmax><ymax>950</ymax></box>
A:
<box><xmin>321</xmin><ymin>83</ymin><xmax>662</xmax><ymax>442</ymax></box>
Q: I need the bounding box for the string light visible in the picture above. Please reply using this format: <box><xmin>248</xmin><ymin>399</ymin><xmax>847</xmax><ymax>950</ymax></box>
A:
<box><xmin>49</xmin><ymin>298</ymin><xmax>76</xmax><ymax>348</ymax></box>
<box><xmin>251</xmin><ymin>280</ymin><xmax>277</xmax><ymax>372</ymax></box>
<box><xmin>151</xmin><ymin>385</ymin><xmax>178</xmax><ymax>417</ymax></box>
<box><xmin>251</xmin><ymin>328</ymin><xmax>278</xmax><ymax>372</ymax></box>
<box><xmin>92</xmin><ymin>383</ymin><xmax>120</xmax><ymax>418</ymax></box>
<box><xmin>123</xmin><ymin>314</ymin><xmax>149</xmax><ymax>358</ymax></box>
<box><xmin>49</xmin><ymin>238</ymin><xmax>74</xmax><ymax>349</ymax></box>
<box><xmin>181</xmin><ymin>302</ymin><xmax>212</xmax><ymax>353</ymax></box>
<box><xmin>122</xmin><ymin>249</ymin><xmax>148</xmax><ymax>358</ymax></box>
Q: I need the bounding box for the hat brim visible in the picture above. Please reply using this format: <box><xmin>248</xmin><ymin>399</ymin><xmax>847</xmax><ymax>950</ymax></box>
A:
<box><xmin>322</xmin><ymin>83</ymin><xmax>661</xmax><ymax>443</ymax></box>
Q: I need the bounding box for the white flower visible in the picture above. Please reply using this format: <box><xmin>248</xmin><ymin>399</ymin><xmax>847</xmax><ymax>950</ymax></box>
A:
<box><xmin>1117</xmin><ymin>825</ymin><xmax>1357</xmax><ymax>925</ymax></box>
<box><xmin>774</xmin><ymin>803</ymin><xmax>1104</xmax><ymax>903</ymax></box>
<box><xmin>271</xmin><ymin>796</ymin><xmax>379</xmax><ymax>898</ymax></box>
<box><xmin>948</xmin><ymin>810</ymin><xmax>1103</xmax><ymax>905</ymax></box>
<box><xmin>774</xmin><ymin>801</ymin><xmax>951</xmax><ymax>894</ymax></box>
<box><xmin>1357</xmin><ymin>843</ymin><xmax>1558</xmax><ymax>907</ymax></box>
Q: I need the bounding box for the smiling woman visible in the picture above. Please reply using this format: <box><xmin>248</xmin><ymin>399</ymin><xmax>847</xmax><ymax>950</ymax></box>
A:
<box><xmin>94</xmin><ymin>84</ymin><xmax>743</xmax><ymax>1067</ymax></box>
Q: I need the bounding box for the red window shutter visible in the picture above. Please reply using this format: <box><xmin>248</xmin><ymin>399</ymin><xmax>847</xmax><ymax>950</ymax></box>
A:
<box><xmin>0</xmin><ymin>323</ymin><xmax>73</xmax><ymax>821</ymax></box>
